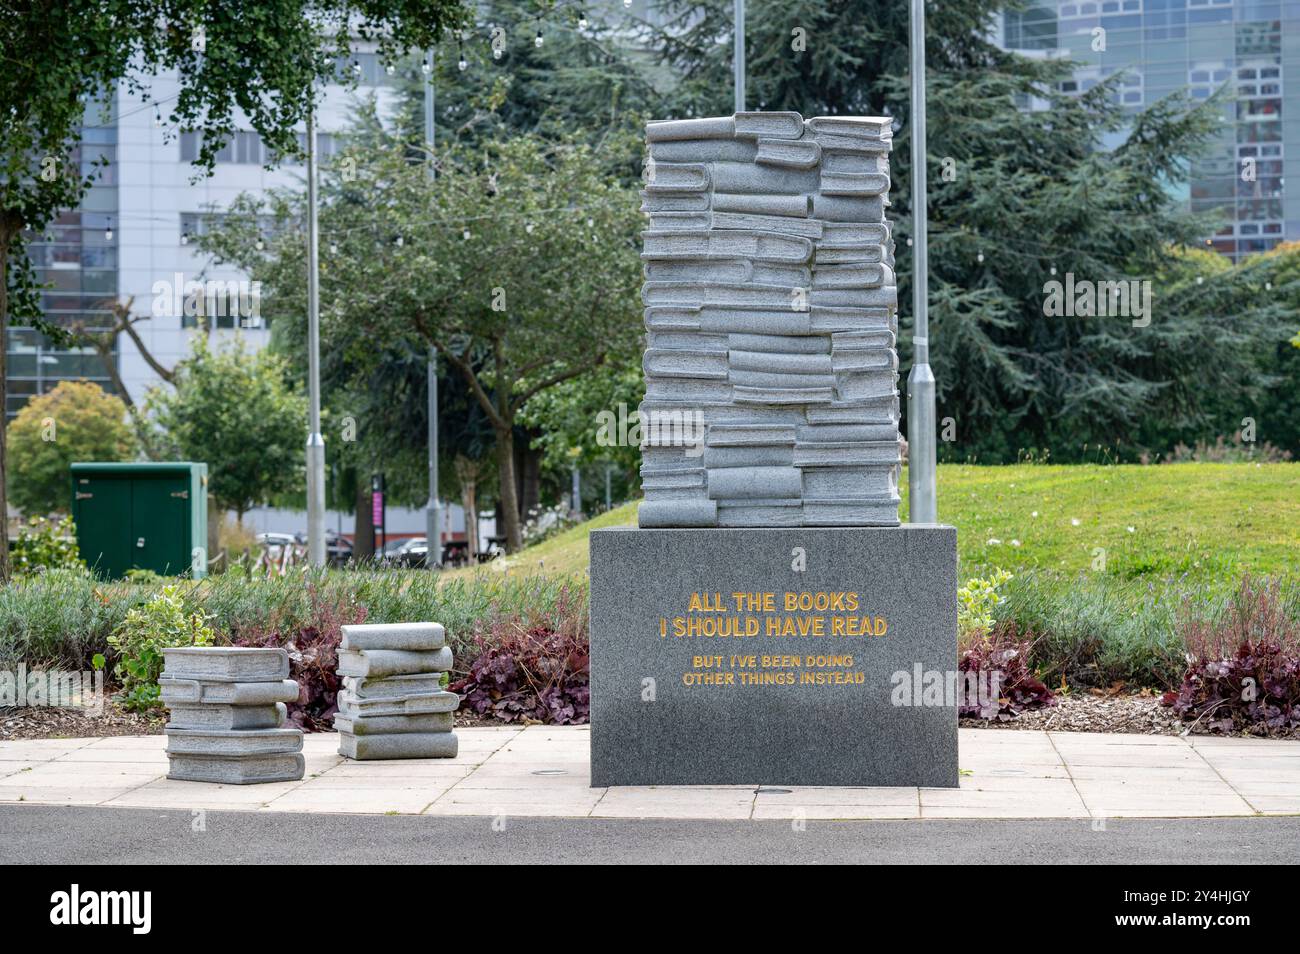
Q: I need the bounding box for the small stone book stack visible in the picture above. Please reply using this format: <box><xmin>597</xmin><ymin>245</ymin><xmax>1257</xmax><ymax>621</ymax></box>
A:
<box><xmin>160</xmin><ymin>647</ymin><xmax>305</xmax><ymax>784</ymax></box>
<box><xmin>334</xmin><ymin>623</ymin><xmax>459</xmax><ymax>760</ymax></box>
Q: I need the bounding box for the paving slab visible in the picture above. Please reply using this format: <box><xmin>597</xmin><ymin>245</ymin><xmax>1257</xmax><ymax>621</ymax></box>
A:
<box><xmin>591</xmin><ymin>787</ymin><xmax>756</xmax><ymax>819</ymax></box>
<box><xmin>266</xmin><ymin>785</ymin><xmax>450</xmax><ymax>814</ymax></box>
<box><xmin>100</xmin><ymin>777</ymin><xmax>307</xmax><ymax>809</ymax></box>
<box><xmin>0</xmin><ymin>726</ymin><xmax>1296</xmax><ymax>819</ymax></box>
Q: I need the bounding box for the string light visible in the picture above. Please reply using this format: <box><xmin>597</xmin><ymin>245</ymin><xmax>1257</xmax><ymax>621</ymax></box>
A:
<box><xmin>623</xmin><ymin>0</ymin><xmax>632</xmax><ymax>7</ymax></box>
<box><xmin>352</xmin><ymin>60</ymin><xmax>362</xmax><ymax>77</ymax></box>
<box><xmin>976</xmin><ymin>251</ymin><xmax>984</xmax><ymax>263</ymax></box>
<box><xmin>329</xmin><ymin>241</ymin><xmax>338</xmax><ymax>255</ymax></box>
<box><xmin>1049</xmin><ymin>265</ymin><xmax>1057</xmax><ymax>275</ymax></box>
<box><xmin>462</xmin><ymin>229</ymin><xmax>471</xmax><ymax>240</ymax></box>
<box><xmin>535</xmin><ymin>29</ymin><xmax>544</xmax><ymax>48</ymax></box>
<box><xmin>180</xmin><ymin>231</ymin><xmax>190</xmax><ymax>246</ymax></box>
<box><xmin>578</xmin><ymin>10</ymin><xmax>589</xmax><ymax>28</ymax></box>
<box><xmin>104</xmin><ymin>219</ymin><xmax>113</xmax><ymax>241</ymax></box>
<box><xmin>255</xmin><ymin>234</ymin><xmax>265</xmax><ymax>251</ymax></box>
<box><xmin>422</xmin><ymin>57</ymin><xmax>431</xmax><ymax>75</ymax></box>
<box><xmin>394</xmin><ymin>235</ymin><xmax>403</xmax><ymax>247</ymax></box>
<box><xmin>385</xmin><ymin>63</ymin><xmax>395</xmax><ymax>76</ymax></box>
<box><xmin>153</xmin><ymin>105</ymin><xmax>162</xmax><ymax>127</ymax></box>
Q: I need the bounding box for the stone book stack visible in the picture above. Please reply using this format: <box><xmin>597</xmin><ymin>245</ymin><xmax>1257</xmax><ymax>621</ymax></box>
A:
<box><xmin>640</xmin><ymin>111</ymin><xmax>901</xmax><ymax>529</ymax></box>
<box><xmin>160</xmin><ymin>647</ymin><xmax>305</xmax><ymax>784</ymax></box>
<box><xmin>333</xmin><ymin>623</ymin><xmax>459</xmax><ymax>760</ymax></box>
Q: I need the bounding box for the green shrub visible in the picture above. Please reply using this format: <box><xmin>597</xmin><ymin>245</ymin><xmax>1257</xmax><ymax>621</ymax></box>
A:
<box><xmin>997</xmin><ymin>571</ymin><xmax>1192</xmax><ymax>689</ymax></box>
<box><xmin>189</xmin><ymin>567</ymin><xmax>584</xmax><ymax>664</ymax></box>
<box><xmin>0</xmin><ymin>571</ymin><xmax>139</xmax><ymax>670</ymax></box>
<box><xmin>957</xmin><ymin>568</ymin><xmax>1013</xmax><ymax>644</ymax></box>
<box><xmin>11</xmin><ymin>516</ymin><xmax>85</xmax><ymax>575</ymax></box>
<box><xmin>108</xmin><ymin>585</ymin><xmax>215</xmax><ymax>711</ymax></box>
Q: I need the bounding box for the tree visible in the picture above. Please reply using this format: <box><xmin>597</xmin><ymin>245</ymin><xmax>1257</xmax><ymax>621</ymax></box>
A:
<box><xmin>200</xmin><ymin>128</ymin><xmax>643</xmax><ymax>551</ymax></box>
<box><xmin>518</xmin><ymin>358</ymin><xmax>643</xmax><ymax>486</ymax></box>
<box><xmin>0</xmin><ymin>0</ymin><xmax>470</xmax><ymax>579</ymax></box>
<box><xmin>389</xmin><ymin>0</ymin><xmax>660</xmax><ymax>178</ymax></box>
<box><xmin>647</xmin><ymin>0</ymin><xmax>1291</xmax><ymax>461</ymax></box>
<box><xmin>6</xmin><ymin>380</ymin><xmax>136</xmax><ymax>514</ymax></box>
<box><xmin>147</xmin><ymin>335</ymin><xmax>307</xmax><ymax>523</ymax></box>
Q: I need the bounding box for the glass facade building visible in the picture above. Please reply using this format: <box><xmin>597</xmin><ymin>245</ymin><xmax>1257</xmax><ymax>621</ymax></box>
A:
<box><xmin>10</xmin><ymin>100</ymin><xmax>120</xmax><ymax>418</ymax></box>
<box><xmin>1002</xmin><ymin>0</ymin><xmax>1299</xmax><ymax>259</ymax></box>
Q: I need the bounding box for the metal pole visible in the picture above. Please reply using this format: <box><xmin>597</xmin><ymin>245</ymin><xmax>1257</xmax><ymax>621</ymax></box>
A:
<box><xmin>571</xmin><ymin>467</ymin><xmax>581</xmax><ymax>516</ymax></box>
<box><xmin>733</xmin><ymin>0</ymin><xmax>745</xmax><ymax>112</ymax></box>
<box><xmin>424</xmin><ymin>48</ymin><xmax>442</xmax><ymax>568</ymax></box>
<box><xmin>906</xmin><ymin>0</ymin><xmax>937</xmax><ymax>524</ymax></box>
<box><xmin>305</xmin><ymin>106</ymin><xmax>327</xmax><ymax>565</ymax></box>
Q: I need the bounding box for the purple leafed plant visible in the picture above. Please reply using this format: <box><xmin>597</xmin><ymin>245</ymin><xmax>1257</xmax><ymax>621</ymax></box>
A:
<box><xmin>958</xmin><ymin>622</ymin><xmax>1055</xmax><ymax>720</ymax></box>
<box><xmin>232</xmin><ymin>584</ymin><xmax>365</xmax><ymax>731</ymax></box>
<box><xmin>450</xmin><ymin>587</ymin><xmax>589</xmax><ymax>725</ymax></box>
<box><xmin>1163</xmin><ymin>576</ymin><xmax>1300</xmax><ymax>734</ymax></box>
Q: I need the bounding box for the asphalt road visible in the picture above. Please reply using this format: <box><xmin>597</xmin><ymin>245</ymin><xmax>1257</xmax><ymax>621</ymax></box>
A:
<box><xmin>0</xmin><ymin>804</ymin><xmax>1296</xmax><ymax>864</ymax></box>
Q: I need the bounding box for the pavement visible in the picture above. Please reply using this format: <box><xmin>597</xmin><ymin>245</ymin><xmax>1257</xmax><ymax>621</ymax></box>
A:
<box><xmin>3</xmin><ymin>806</ymin><xmax>1296</xmax><ymax>864</ymax></box>
<box><xmin>0</xmin><ymin>725</ymin><xmax>1297</xmax><ymax>820</ymax></box>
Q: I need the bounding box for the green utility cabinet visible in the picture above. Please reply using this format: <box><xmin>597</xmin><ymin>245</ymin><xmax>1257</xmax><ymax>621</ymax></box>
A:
<box><xmin>71</xmin><ymin>462</ymin><xmax>208</xmax><ymax>579</ymax></box>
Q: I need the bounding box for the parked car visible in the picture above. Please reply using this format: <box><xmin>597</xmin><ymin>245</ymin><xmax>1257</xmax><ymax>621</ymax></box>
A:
<box><xmin>256</xmin><ymin>532</ymin><xmax>297</xmax><ymax>550</ymax></box>
<box><xmin>292</xmin><ymin>529</ymin><xmax>354</xmax><ymax>566</ymax></box>
<box><xmin>387</xmin><ymin>537</ymin><xmax>428</xmax><ymax>568</ymax></box>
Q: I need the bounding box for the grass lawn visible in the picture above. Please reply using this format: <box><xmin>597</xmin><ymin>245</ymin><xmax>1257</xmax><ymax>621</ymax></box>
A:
<box><xmin>452</xmin><ymin>463</ymin><xmax>1300</xmax><ymax>585</ymax></box>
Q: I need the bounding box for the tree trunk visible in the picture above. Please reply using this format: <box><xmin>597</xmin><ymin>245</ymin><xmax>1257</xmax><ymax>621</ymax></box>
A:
<box><xmin>461</xmin><ymin>480</ymin><xmax>477</xmax><ymax>563</ymax></box>
<box><xmin>352</xmin><ymin>478</ymin><xmax>374</xmax><ymax>561</ymax></box>
<box><xmin>453</xmin><ymin>455</ymin><xmax>479</xmax><ymax>562</ymax></box>
<box><xmin>206</xmin><ymin>497</ymin><xmax>221</xmax><ymax>574</ymax></box>
<box><xmin>0</xmin><ymin>230</ymin><xmax>12</xmax><ymax>582</ymax></box>
<box><xmin>496</xmin><ymin>425</ymin><xmax>523</xmax><ymax>552</ymax></box>
<box><xmin>519</xmin><ymin>440</ymin><xmax>542</xmax><ymax>519</ymax></box>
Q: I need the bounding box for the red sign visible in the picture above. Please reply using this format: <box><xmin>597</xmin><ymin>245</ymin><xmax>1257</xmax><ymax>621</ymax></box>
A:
<box><xmin>371</xmin><ymin>491</ymin><xmax>384</xmax><ymax>528</ymax></box>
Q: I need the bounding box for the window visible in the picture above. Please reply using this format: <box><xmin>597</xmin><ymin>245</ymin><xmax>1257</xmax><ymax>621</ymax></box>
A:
<box><xmin>179</xmin><ymin>211</ymin><xmax>281</xmax><ymax>245</ymax></box>
<box><xmin>1004</xmin><ymin>7</ymin><xmax>1058</xmax><ymax>49</ymax></box>
<box><xmin>180</xmin><ymin>129</ymin><xmax>272</xmax><ymax>165</ymax></box>
<box><xmin>329</xmin><ymin>52</ymin><xmax>393</xmax><ymax>86</ymax></box>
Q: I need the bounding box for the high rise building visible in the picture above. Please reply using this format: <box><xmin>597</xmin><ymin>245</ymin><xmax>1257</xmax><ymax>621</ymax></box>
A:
<box><xmin>1001</xmin><ymin>0</ymin><xmax>1297</xmax><ymax>259</ymax></box>
<box><xmin>11</xmin><ymin>54</ymin><xmax>474</xmax><ymax>545</ymax></box>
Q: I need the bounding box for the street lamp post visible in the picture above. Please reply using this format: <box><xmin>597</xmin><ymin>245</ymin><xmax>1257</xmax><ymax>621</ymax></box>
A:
<box><xmin>906</xmin><ymin>0</ymin><xmax>938</xmax><ymax>524</ymax></box>
<box><xmin>424</xmin><ymin>50</ymin><xmax>442</xmax><ymax>568</ymax></box>
<box><xmin>305</xmin><ymin>106</ymin><xmax>327</xmax><ymax>565</ymax></box>
<box><xmin>734</xmin><ymin>0</ymin><xmax>745</xmax><ymax>112</ymax></box>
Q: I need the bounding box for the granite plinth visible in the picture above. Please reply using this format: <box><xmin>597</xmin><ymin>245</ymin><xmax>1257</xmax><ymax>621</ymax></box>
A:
<box><xmin>589</xmin><ymin>524</ymin><xmax>958</xmax><ymax>787</ymax></box>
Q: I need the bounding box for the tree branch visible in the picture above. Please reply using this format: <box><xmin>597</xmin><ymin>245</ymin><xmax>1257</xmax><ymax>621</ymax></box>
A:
<box><xmin>434</xmin><ymin>337</ymin><xmax>505</xmax><ymax>431</ymax></box>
